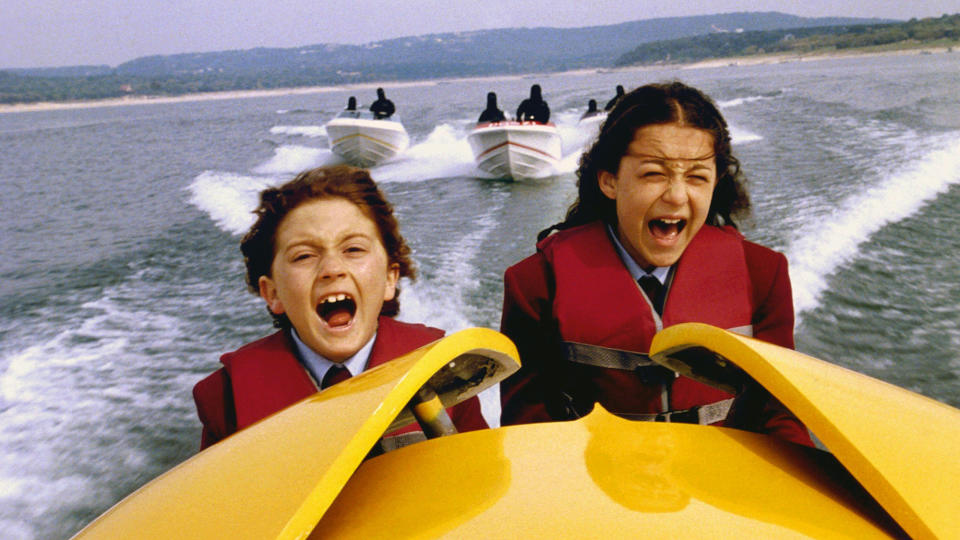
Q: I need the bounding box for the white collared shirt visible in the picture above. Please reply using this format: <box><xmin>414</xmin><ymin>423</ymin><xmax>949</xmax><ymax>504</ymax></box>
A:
<box><xmin>290</xmin><ymin>328</ymin><xmax>376</xmax><ymax>387</ymax></box>
<box><xmin>606</xmin><ymin>224</ymin><xmax>671</xmax><ymax>284</ymax></box>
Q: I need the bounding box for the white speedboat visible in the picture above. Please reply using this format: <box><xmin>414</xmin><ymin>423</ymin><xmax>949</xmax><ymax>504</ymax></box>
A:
<box><xmin>325</xmin><ymin>110</ymin><xmax>409</xmax><ymax>167</ymax></box>
<box><xmin>467</xmin><ymin>121</ymin><xmax>562</xmax><ymax>180</ymax></box>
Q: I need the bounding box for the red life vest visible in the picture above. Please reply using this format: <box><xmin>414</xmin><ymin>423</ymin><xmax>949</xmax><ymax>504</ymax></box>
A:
<box><xmin>539</xmin><ymin>222</ymin><xmax>754</xmax><ymax>420</ymax></box>
<box><xmin>221</xmin><ymin>331</ymin><xmax>316</xmax><ymax>431</ymax></box>
<box><xmin>194</xmin><ymin>317</ymin><xmax>458</xmax><ymax>449</ymax></box>
<box><xmin>222</xmin><ymin>317</ymin><xmax>444</xmax><ymax>430</ymax></box>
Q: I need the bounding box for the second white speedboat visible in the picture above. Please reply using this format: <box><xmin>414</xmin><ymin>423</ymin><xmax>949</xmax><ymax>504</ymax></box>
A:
<box><xmin>325</xmin><ymin>110</ymin><xmax>410</xmax><ymax>168</ymax></box>
<box><xmin>467</xmin><ymin>121</ymin><xmax>562</xmax><ymax>181</ymax></box>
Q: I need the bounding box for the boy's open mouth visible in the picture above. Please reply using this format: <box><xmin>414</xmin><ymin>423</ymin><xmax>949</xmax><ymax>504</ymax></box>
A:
<box><xmin>317</xmin><ymin>293</ymin><xmax>357</xmax><ymax>327</ymax></box>
<box><xmin>649</xmin><ymin>218</ymin><xmax>686</xmax><ymax>240</ymax></box>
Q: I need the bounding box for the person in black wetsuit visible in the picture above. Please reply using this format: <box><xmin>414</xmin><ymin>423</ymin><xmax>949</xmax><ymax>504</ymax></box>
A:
<box><xmin>581</xmin><ymin>99</ymin><xmax>602</xmax><ymax>120</ymax></box>
<box><xmin>605</xmin><ymin>85</ymin><xmax>625</xmax><ymax>111</ymax></box>
<box><xmin>346</xmin><ymin>96</ymin><xmax>357</xmax><ymax>111</ymax></box>
<box><xmin>370</xmin><ymin>88</ymin><xmax>396</xmax><ymax>119</ymax></box>
<box><xmin>516</xmin><ymin>84</ymin><xmax>550</xmax><ymax>123</ymax></box>
<box><xmin>478</xmin><ymin>92</ymin><xmax>506</xmax><ymax>123</ymax></box>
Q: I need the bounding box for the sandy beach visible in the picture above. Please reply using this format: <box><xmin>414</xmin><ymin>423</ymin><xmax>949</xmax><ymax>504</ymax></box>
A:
<box><xmin>678</xmin><ymin>45</ymin><xmax>955</xmax><ymax>70</ymax></box>
<box><xmin>0</xmin><ymin>47</ymin><xmax>952</xmax><ymax>115</ymax></box>
<box><xmin>0</xmin><ymin>69</ymin><xmax>603</xmax><ymax>115</ymax></box>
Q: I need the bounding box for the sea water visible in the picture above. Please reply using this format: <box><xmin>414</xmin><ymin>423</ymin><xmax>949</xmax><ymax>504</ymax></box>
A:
<box><xmin>1</xmin><ymin>52</ymin><xmax>959</xmax><ymax>539</ymax></box>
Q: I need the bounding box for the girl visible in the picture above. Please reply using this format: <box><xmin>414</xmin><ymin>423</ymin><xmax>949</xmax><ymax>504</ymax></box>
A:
<box><xmin>499</xmin><ymin>82</ymin><xmax>812</xmax><ymax>446</ymax></box>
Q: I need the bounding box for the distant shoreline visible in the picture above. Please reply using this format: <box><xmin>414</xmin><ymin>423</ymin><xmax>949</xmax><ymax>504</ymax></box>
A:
<box><xmin>676</xmin><ymin>44</ymin><xmax>955</xmax><ymax>70</ymax></box>
<box><xmin>0</xmin><ymin>47</ymin><xmax>952</xmax><ymax>115</ymax></box>
<box><xmin>0</xmin><ymin>71</ymin><xmax>590</xmax><ymax>115</ymax></box>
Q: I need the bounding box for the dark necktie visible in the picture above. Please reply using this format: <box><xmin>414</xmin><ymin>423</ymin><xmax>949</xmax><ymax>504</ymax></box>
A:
<box><xmin>639</xmin><ymin>275</ymin><xmax>664</xmax><ymax>315</ymax></box>
<box><xmin>321</xmin><ymin>365</ymin><xmax>352</xmax><ymax>389</ymax></box>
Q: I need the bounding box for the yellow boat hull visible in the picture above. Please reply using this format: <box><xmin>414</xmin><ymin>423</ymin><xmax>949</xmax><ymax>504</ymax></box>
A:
<box><xmin>72</xmin><ymin>325</ymin><xmax>958</xmax><ymax>539</ymax></box>
<box><xmin>319</xmin><ymin>406</ymin><xmax>901</xmax><ymax>538</ymax></box>
<box><xmin>652</xmin><ymin>323</ymin><xmax>960</xmax><ymax>540</ymax></box>
<box><xmin>73</xmin><ymin>328</ymin><xmax>520</xmax><ymax>539</ymax></box>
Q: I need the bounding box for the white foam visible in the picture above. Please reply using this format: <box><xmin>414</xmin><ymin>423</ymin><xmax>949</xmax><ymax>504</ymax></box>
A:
<box><xmin>397</xmin><ymin>198</ymin><xmax>505</xmax><ymax>330</ymax></box>
<box><xmin>729</xmin><ymin>125</ymin><xmax>763</xmax><ymax>144</ymax></box>
<box><xmin>397</xmin><ymin>280</ymin><xmax>473</xmax><ymax>333</ymax></box>
<box><xmin>372</xmin><ymin>123</ymin><xmax>477</xmax><ymax>182</ymax></box>
<box><xmin>269</xmin><ymin>125</ymin><xmax>327</xmax><ymax>138</ymax></box>
<box><xmin>252</xmin><ymin>144</ymin><xmax>335</xmax><ymax>176</ymax></box>
<box><xmin>395</xmin><ymin>189</ymin><xmax>510</xmax><ymax>427</ymax></box>
<box><xmin>401</xmin><ymin>276</ymin><xmax>504</xmax><ymax>428</ymax></box>
<box><xmin>188</xmin><ymin>171</ymin><xmax>274</xmax><ymax>235</ymax></box>
<box><xmin>553</xmin><ymin>109</ymin><xmax>602</xmax><ymax>175</ymax></box>
<box><xmin>719</xmin><ymin>94</ymin><xmax>769</xmax><ymax>144</ymax></box>
<box><xmin>190</xmin><ymin>141</ymin><xmax>356</xmax><ymax>235</ymax></box>
<box><xmin>401</xmin><ymin>273</ymin><xmax>503</xmax><ymax>428</ymax></box>
<box><xmin>0</xmin><ymin>273</ymin><xmax>200</xmax><ymax>538</ymax></box>
<box><xmin>554</xmin><ymin>110</ymin><xmax>594</xmax><ymax>153</ymax></box>
<box><xmin>788</xmin><ymin>132</ymin><xmax>960</xmax><ymax>314</ymax></box>
<box><xmin>0</xmin><ymin>517</ymin><xmax>35</xmax><ymax>540</ymax></box>
<box><xmin>718</xmin><ymin>95</ymin><xmax>769</xmax><ymax>108</ymax></box>
<box><xmin>555</xmin><ymin>149</ymin><xmax>585</xmax><ymax>175</ymax></box>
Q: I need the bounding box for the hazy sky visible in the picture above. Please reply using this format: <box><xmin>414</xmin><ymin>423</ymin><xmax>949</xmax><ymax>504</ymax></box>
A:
<box><xmin>4</xmin><ymin>0</ymin><xmax>960</xmax><ymax>68</ymax></box>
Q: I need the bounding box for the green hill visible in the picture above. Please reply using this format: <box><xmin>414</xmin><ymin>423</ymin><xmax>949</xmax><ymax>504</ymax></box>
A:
<box><xmin>0</xmin><ymin>12</ymin><xmax>908</xmax><ymax>105</ymax></box>
<box><xmin>616</xmin><ymin>13</ymin><xmax>960</xmax><ymax>66</ymax></box>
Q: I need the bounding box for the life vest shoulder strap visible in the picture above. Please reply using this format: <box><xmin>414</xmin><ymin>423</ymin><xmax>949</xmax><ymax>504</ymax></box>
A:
<box><xmin>561</xmin><ymin>340</ymin><xmax>742</xmax><ymax>425</ymax></box>
<box><xmin>563</xmin><ymin>341</ymin><xmax>657</xmax><ymax>370</ymax></box>
<box><xmin>562</xmin><ymin>329</ymin><xmax>753</xmax><ymax>370</ymax></box>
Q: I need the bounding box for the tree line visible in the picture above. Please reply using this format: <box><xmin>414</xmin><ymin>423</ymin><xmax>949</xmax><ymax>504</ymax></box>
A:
<box><xmin>615</xmin><ymin>13</ymin><xmax>960</xmax><ymax>66</ymax></box>
<box><xmin>0</xmin><ymin>62</ymin><xmax>569</xmax><ymax>105</ymax></box>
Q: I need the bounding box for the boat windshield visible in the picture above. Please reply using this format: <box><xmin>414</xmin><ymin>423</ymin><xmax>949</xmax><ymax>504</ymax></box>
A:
<box><xmin>334</xmin><ymin>109</ymin><xmax>402</xmax><ymax>122</ymax></box>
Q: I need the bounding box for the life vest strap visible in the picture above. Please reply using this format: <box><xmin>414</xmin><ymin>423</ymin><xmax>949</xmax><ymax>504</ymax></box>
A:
<box><xmin>563</xmin><ymin>325</ymin><xmax>753</xmax><ymax>371</ymax></box>
<box><xmin>614</xmin><ymin>398</ymin><xmax>734</xmax><ymax>425</ymax></box>
<box><xmin>563</xmin><ymin>341</ymin><xmax>658</xmax><ymax>370</ymax></box>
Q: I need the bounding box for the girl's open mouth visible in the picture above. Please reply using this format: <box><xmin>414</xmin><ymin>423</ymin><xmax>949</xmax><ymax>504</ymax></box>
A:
<box><xmin>649</xmin><ymin>218</ymin><xmax>686</xmax><ymax>240</ymax></box>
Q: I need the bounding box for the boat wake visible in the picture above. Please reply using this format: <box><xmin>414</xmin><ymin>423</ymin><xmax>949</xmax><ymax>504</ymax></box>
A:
<box><xmin>269</xmin><ymin>125</ymin><xmax>327</xmax><ymax>138</ymax></box>
<box><xmin>188</xmin><ymin>171</ymin><xmax>274</xmax><ymax>235</ymax></box>
<box><xmin>730</xmin><ymin>126</ymin><xmax>763</xmax><ymax>143</ymax></box>
<box><xmin>373</xmin><ymin>124</ymin><xmax>478</xmax><ymax>182</ymax></box>
<box><xmin>0</xmin><ymin>259</ymin><xmax>242</xmax><ymax>540</ymax></box>
<box><xmin>718</xmin><ymin>94</ymin><xmax>774</xmax><ymax>108</ymax></box>
<box><xmin>788</xmin><ymin>131</ymin><xmax>960</xmax><ymax>314</ymax></box>
<box><xmin>252</xmin><ymin>144</ymin><xmax>339</xmax><ymax>176</ymax></box>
